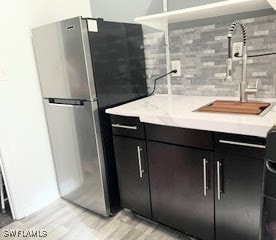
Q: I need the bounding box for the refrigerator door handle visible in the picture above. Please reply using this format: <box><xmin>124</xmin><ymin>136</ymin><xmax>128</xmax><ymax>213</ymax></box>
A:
<box><xmin>48</xmin><ymin>103</ymin><xmax>84</xmax><ymax>108</ymax></box>
<box><xmin>48</xmin><ymin>99</ymin><xmax>86</xmax><ymax>107</ymax></box>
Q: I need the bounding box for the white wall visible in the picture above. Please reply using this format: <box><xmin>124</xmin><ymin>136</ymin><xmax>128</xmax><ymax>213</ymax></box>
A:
<box><xmin>90</xmin><ymin>0</ymin><xmax>162</xmax><ymax>23</ymax></box>
<box><xmin>26</xmin><ymin>0</ymin><xmax>92</xmax><ymax>28</ymax></box>
<box><xmin>0</xmin><ymin>0</ymin><xmax>92</xmax><ymax>220</ymax></box>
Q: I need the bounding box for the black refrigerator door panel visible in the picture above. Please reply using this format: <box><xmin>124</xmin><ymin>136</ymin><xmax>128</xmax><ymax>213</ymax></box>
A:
<box><xmin>88</xmin><ymin>21</ymin><xmax>147</xmax><ymax>108</ymax></box>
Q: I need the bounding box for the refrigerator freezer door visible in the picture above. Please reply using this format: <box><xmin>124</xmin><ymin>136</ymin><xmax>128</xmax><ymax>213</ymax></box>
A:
<box><xmin>32</xmin><ymin>17</ymin><xmax>95</xmax><ymax>100</ymax></box>
<box><xmin>43</xmin><ymin>99</ymin><xmax>110</xmax><ymax>215</ymax></box>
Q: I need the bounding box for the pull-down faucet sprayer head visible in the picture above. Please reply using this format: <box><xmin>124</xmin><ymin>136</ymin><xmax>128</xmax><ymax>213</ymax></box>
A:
<box><xmin>227</xmin><ymin>20</ymin><xmax>247</xmax><ymax>44</ymax></box>
<box><xmin>225</xmin><ymin>20</ymin><xmax>247</xmax><ymax>81</ymax></box>
<box><xmin>225</xmin><ymin>21</ymin><xmax>257</xmax><ymax>102</ymax></box>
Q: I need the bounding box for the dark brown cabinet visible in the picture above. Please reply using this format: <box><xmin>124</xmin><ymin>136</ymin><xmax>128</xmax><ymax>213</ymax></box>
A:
<box><xmin>214</xmin><ymin>132</ymin><xmax>265</xmax><ymax>240</ymax></box>
<box><xmin>113</xmin><ymin>135</ymin><xmax>151</xmax><ymax>218</ymax></box>
<box><xmin>111</xmin><ymin>116</ymin><xmax>266</xmax><ymax>240</ymax></box>
<box><xmin>148</xmin><ymin>141</ymin><xmax>214</xmax><ymax>240</ymax></box>
<box><xmin>214</xmin><ymin>153</ymin><xmax>264</xmax><ymax>240</ymax></box>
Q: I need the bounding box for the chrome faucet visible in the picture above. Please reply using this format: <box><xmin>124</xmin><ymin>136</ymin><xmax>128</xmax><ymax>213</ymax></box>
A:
<box><xmin>226</xmin><ymin>20</ymin><xmax>258</xmax><ymax>102</ymax></box>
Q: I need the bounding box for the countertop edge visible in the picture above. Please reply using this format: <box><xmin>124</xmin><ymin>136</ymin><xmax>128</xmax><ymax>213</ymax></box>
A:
<box><xmin>105</xmin><ymin>95</ymin><xmax>276</xmax><ymax>138</ymax></box>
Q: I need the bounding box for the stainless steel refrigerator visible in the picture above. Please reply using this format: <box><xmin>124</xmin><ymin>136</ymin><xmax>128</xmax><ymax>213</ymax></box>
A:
<box><xmin>32</xmin><ymin>17</ymin><xmax>147</xmax><ymax>216</ymax></box>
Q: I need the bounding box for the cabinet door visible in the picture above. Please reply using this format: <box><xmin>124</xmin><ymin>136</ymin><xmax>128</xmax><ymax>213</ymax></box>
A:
<box><xmin>113</xmin><ymin>136</ymin><xmax>151</xmax><ymax>218</ymax></box>
<box><xmin>215</xmin><ymin>153</ymin><xmax>264</xmax><ymax>240</ymax></box>
<box><xmin>148</xmin><ymin>141</ymin><xmax>214</xmax><ymax>240</ymax></box>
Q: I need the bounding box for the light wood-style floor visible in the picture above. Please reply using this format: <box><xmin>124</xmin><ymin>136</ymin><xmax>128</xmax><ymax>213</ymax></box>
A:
<box><xmin>0</xmin><ymin>209</ymin><xmax>13</xmax><ymax>229</ymax></box>
<box><xmin>1</xmin><ymin>199</ymin><xmax>195</xmax><ymax>240</ymax></box>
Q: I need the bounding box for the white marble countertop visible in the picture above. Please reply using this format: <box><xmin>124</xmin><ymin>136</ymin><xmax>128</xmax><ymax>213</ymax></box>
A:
<box><xmin>105</xmin><ymin>95</ymin><xmax>276</xmax><ymax>138</ymax></box>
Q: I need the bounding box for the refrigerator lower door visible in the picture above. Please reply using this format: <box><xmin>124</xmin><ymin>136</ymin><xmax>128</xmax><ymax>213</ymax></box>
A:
<box><xmin>43</xmin><ymin>99</ymin><xmax>110</xmax><ymax>215</ymax></box>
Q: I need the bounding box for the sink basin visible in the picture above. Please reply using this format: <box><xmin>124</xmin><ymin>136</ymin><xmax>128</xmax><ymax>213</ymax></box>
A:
<box><xmin>196</xmin><ymin>100</ymin><xmax>271</xmax><ymax>115</ymax></box>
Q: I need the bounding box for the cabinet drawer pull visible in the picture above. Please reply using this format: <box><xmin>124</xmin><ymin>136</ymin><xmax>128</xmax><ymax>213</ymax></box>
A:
<box><xmin>217</xmin><ymin>161</ymin><xmax>222</xmax><ymax>200</ymax></box>
<box><xmin>137</xmin><ymin>146</ymin><xmax>144</xmax><ymax>178</ymax></box>
<box><xmin>219</xmin><ymin>140</ymin><xmax>265</xmax><ymax>149</ymax></box>
<box><xmin>203</xmin><ymin>158</ymin><xmax>208</xmax><ymax>196</ymax></box>
<box><xmin>112</xmin><ymin>123</ymin><xmax>137</xmax><ymax>130</ymax></box>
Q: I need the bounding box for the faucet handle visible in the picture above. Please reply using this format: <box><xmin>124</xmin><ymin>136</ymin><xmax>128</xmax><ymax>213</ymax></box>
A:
<box><xmin>254</xmin><ymin>79</ymin><xmax>259</xmax><ymax>89</ymax></box>
<box><xmin>247</xmin><ymin>79</ymin><xmax>260</xmax><ymax>89</ymax></box>
<box><xmin>244</xmin><ymin>79</ymin><xmax>259</xmax><ymax>99</ymax></box>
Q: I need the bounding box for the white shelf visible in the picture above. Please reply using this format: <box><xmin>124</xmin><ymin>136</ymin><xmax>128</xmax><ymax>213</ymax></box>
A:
<box><xmin>134</xmin><ymin>0</ymin><xmax>275</xmax><ymax>30</ymax></box>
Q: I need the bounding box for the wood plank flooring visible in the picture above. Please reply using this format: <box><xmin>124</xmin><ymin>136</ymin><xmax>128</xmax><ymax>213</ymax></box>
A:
<box><xmin>0</xmin><ymin>208</ymin><xmax>13</xmax><ymax>229</ymax></box>
<box><xmin>1</xmin><ymin>199</ymin><xmax>196</xmax><ymax>240</ymax></box>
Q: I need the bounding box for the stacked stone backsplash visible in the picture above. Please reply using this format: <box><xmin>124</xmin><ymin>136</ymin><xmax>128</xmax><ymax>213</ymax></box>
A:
<box><xmin>143</xmin><ymin>30</ymin><xmax>167</xmax><ymax>94</ymax></box>
<box><xmin>143</xmin><ymin>13</ymin><xmax>276</xmax><ymax>97</ymax></box>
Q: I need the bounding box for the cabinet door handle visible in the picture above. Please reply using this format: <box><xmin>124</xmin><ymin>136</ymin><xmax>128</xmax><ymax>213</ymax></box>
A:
<box><xmin>217</xmin><ymin>161</ymin><xmax>222</xmax><ymax>200</ymax></box>
<box><xmin>137</xmin><ymin>146</ymin><xmax>144</xmax><ymax>178</ymax></box>
<box><xmin>112</xmin><ymin>123</ymin><xmax>137</xmax><ymax>130</ymax></box>
<box><xmin>203</xmin><ymin>158</ymin><xmax>208</xmax><ymax>196</ymax></box>
<box><xmin>219</xmin><ymin>139</ymin><xmax>265</xmax><ymax>149</ymax></box>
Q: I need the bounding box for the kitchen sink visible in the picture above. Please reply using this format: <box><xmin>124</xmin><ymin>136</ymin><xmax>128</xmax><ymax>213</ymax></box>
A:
<box><xmin>196</xmin><ymin>100</ymin><xmax>272</xmax><ymax>116</ymax></box>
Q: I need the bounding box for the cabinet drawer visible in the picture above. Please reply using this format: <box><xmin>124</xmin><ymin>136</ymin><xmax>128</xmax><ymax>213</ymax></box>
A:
<box><xmin>111</xmin><ymin>115</ymin><xmax>145</xmax><ymax>139</ymax></box>
<box><xmin>146</xmin><ymin>124</ymin><xmax>213</xmax><ymax>150</ymax></box>
<box><xmin>215</xmin><ymin>133</ymin><xmax>266</xmax><ymax>159</ymax></box>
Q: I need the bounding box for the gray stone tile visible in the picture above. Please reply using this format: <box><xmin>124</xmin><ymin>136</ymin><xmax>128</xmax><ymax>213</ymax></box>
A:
<box><xmin>143</xmin><ymin>13</ymin><xmax>276</xmax><ymax>98</ymax></box>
